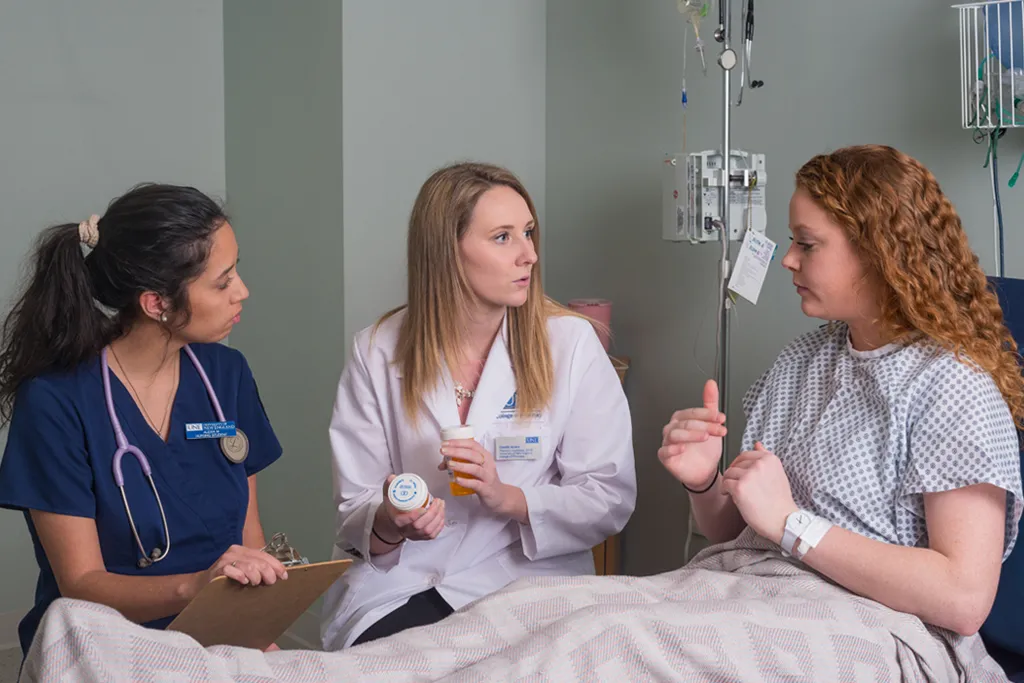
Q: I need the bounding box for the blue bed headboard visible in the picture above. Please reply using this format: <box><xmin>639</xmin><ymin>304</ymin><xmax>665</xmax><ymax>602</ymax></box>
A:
<box><xmin>982</xmin><ymin>276</ymin><xmax>1024</xmax><ymax>655</ymax></box>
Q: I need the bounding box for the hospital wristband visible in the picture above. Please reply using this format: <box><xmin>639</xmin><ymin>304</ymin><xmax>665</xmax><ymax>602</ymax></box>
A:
<box><xmin>793</xmin><ymin>517</ymin><xmax>833</xmax><ymax>561</ymax></box>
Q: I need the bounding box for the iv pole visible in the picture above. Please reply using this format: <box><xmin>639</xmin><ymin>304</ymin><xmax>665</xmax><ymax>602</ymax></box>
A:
<box><xmin>715</xmin><ymin>0</ymin><xmax>738</xmax><ymax>459</ymax></box>
<box><xmin>683</xmin><ymin>0</ymin><xmax>750</xmax><ymax>562</ymax></box>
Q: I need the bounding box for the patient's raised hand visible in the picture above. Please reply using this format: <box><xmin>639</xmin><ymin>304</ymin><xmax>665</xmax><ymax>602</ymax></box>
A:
<box><xmin>658</xmin><ymin>379</ymin><xmax>728</xmax><ymax>490</ymax></box>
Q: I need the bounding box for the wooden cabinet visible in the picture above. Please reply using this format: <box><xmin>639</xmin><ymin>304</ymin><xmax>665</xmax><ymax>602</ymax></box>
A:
<box><xmin>591</xmin><ymin>355</ymin><xmax>629</xmax><ymax>575</ymax></box>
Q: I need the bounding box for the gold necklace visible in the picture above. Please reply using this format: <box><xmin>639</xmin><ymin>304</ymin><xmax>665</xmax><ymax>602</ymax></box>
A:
<box><xmin>110</xmin><ymin>346</ymin><xmax>178</xmax><ymax>438</ymax></box>
<box><xmin>454</xmin><ymin>383</ymin><xmax>474</xmax><ymax>406</ymax></box>
<box><xmin>453</xmin><ymin>356</ymin><xmax>486</xmax><ymax>407</ymax></box>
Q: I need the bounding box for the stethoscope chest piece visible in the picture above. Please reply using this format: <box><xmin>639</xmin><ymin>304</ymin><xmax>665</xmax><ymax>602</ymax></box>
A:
<box><xmin>220</xmin><ymin>428</ymin><xmax>249</xmax><ymax>464</ymax></box>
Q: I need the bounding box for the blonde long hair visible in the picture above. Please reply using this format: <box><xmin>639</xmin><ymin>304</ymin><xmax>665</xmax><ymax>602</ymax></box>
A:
<box><xmin>379</xmin><ymin>162</ymin><xmax>580</xmax><ymax>422</ymax></box>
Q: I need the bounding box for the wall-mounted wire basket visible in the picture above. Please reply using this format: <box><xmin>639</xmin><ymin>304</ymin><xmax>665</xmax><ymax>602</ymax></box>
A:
<box><xmin>956</xmin><ymin>0</ymin><xmax>1024</xmax><ymax>129</ymax></box>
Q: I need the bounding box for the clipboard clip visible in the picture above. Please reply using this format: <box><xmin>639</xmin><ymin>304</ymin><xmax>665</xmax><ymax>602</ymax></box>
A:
<box><xmin>261</xmin><ymin>532</ymin><xmax>309</xmax><ymax>567</ymax></box>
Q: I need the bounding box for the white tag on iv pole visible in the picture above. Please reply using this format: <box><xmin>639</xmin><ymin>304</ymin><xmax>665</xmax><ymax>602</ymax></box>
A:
<box><xmin>727</xmin><ymin>230</ymin><xmax>776</xmax><ymax>305</ymax></box>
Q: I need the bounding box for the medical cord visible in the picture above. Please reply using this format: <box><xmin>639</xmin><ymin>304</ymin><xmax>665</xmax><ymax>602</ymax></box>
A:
<box><xmin>682</xmin><ymin>16</ymin><xmax>689</xmax><ymax>152</ymax></box>
<box><xmin>683</xmin><ymin>506</ymin><xmax>696</xmax><ymax>562</ymax></box>
<box><xmin>981</xmin><ymin>128</ymin><xmax>1007</xmax><ymax>275</ymax></box>
<box><xmin>680</xmin><ymin>0</ymin><xmax>709</xmax><ymax>76</ymax></box>
<box><xmin>736</xmin><ymin>0</ymin><xmax>758</xmax><ymax>105</ymax></box>
<box><xmin>970</xmin><ymin>54</ymin><xmax>1023</xmax><ymax>189</ymax></box>
<box><xmin>968</xmin><ymin>50</ymin><xmax>1019</xmax><ymax>276</ymax></box>
<box><xmin>744</xmin><ymin>0</ymin><xmax>753</xmax><ymax>43</ymax></box>
<box><xmin>991</xmin><ymin>130</ymin><xmax>1006</xmax><ymax>276</ymax></box>
<box><xmin>692</xmin><ymin>217</ymin><xmax>729</xmax><ymax>565</ymax></box>
<box><xmin>1011</xmin><ymin>152</ymin><xmax>1024</xmax><ymax>188</ymax></box>
<box><xmin>683</xmin><ymin>222</ymin><xmax>729</xmax><ymax>565</ymax></box>
<box><xmin>715</xmin><ymin>223</ymin><xmax>726</xmax><ymax>379</ymax></box>
<box><xmin>686</xmin><ymin>185</ymin><xmax>754</xmax><ymax>563</ymax></box>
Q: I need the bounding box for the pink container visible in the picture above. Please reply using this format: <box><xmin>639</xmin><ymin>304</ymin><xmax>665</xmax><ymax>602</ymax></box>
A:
<box><xmin>568</xmin><ymin>298</ymin><xmax>612</xmax><ymax>351</ymax></box>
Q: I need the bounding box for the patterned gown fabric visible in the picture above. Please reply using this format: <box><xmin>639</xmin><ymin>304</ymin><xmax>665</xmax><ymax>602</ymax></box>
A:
<box><xmin>741</xmin><ymin>323</ymin><xmax>1022</xmax><ymax>556</ymax></box>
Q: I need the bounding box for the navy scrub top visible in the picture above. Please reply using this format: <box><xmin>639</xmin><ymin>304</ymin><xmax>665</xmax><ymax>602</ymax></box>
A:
<box><xmin>0</xmin><ymin>342</ymin><xmax>282</xmax><ymax>655</ymax></box>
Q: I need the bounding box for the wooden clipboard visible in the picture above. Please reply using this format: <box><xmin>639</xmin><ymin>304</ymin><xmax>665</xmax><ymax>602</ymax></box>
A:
<box><xmin>167</xmin><ymin>559</ymin><xmax>351</xmax><ymax>650</ymax></box>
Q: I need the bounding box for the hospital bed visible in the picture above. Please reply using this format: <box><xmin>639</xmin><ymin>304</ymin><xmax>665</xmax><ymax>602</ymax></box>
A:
<box><xmin>18</xmin><ymin>526</ymin><xmax>1012</xmax><ymax>682</ymax></box>
<box><xmin>982</xmin><ymin>276</ymin><xmax>1024</xmax><ymax>682</ymax></box>
<box><xmin>14</xmin><ymin>298</ymin><xmax>1023</xmax><ymax>682</ymax></box>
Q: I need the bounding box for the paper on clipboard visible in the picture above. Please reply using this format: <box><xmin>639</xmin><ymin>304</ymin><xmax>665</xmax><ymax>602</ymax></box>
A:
<box><xmin>167</xmin><ymin>559</ymin><xmax>351</xmax><ymax>650</ymax></box>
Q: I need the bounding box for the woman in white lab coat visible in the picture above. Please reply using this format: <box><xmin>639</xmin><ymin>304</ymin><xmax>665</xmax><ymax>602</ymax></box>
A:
<box><xmin>320</xmin><ymin>162</ymin><xmax>637</xmax><ymax>650</ymax></box>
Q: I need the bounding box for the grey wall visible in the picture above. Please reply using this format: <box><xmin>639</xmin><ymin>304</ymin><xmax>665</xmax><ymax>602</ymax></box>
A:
<box><xmin>223</xmin><ymin>0</ymin><xmax>344</xmax><ymax>566</ymax></box>
<box><xmin>546</xmin><ymin>0</ymin><xmax>1024</xmax><ymax>575</ymax></box>
<box><xmin>341</xmin><ymin>1</ymin><xmax>548</xmax><ymax>342</ymax></box>
<box><xmin>0</xmin><ymin>0</ymin><xmax>225</xmax><ymax>620</ymax></box>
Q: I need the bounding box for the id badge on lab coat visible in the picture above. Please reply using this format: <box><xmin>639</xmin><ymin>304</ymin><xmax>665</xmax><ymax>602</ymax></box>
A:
<box><xmin>494</xmin><ymin>435</ymin><xmax>542</xmax><ymax>461</ymax></box>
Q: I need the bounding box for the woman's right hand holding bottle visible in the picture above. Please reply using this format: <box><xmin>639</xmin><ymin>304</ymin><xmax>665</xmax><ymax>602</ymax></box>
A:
<box><xmin>658</xmin><ymin>379</ymin><xmax>728</xmax><ymax>490</ymax></box>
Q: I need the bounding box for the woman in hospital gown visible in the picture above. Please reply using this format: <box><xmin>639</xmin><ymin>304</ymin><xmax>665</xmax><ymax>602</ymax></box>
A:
<box><xmin>661</xmin><ymin>145</ymin><xmax>1022</xmax><ymax>667</ymax></box>
<box><xmin>321</xmin><ymin>162</ymin><xmax>637</xmax><ymax>650</ymax></box>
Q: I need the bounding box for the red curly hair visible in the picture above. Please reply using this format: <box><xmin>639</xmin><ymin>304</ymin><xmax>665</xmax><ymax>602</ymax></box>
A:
<box><xmin>796</xmin><ymin>144</ymin><xmax>1024</xmax><ymax>427</ymax></box>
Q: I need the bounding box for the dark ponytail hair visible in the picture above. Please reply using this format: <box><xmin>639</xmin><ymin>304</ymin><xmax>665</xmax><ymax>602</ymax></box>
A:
<box><xmin>0</xmin><ymin>183</ymin><xmax>227</xmax><ymax>426</ymax></box>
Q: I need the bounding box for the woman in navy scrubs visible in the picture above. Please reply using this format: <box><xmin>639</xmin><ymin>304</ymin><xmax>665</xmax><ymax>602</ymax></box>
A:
<box><xmin>0</xmin><ymin>183</ymin><xmax>287</xmax><ymax>656</ymax></box>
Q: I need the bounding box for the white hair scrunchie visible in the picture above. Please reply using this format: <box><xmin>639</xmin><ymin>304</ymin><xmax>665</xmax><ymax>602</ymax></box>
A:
<box><xmin>78</xmin><ymin>214</ymin><xmax>100</xmax><ymax>248</ymax></box>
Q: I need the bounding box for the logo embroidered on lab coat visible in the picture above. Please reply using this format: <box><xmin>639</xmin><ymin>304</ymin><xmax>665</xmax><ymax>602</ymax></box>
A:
<box><xmin>497</xmin><ymin>393</ymin><xmax>542</xmax><ymax>421</ymax></box>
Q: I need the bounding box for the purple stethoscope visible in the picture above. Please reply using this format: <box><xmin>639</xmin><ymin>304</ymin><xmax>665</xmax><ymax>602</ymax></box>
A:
<box><xmin>102</xmin><ymin>345</ymin><xmax>249</xmax><ymax>569</ymax></box>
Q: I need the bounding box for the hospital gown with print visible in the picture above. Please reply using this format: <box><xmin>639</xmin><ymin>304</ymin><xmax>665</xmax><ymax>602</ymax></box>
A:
<box><xmin>742</xmin><ymin>323</ymin><xmax>1023</xmax><ymax>556</ymax></box>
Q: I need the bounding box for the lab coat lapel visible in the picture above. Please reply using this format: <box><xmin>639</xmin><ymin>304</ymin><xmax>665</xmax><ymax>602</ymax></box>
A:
<box><xmin>396</xmin><ymin>311</ymin><xmax>517</xmax><ymax>431</ymax></box>
<box><xmin>420</xmin><ymin>363</ymin><xmax>462</xmax><ymax>432</ymax></box>
<box><xmin>466</xmin><ymin>313</ymin><xmax>516</xmax><ymax>428</ymax></box>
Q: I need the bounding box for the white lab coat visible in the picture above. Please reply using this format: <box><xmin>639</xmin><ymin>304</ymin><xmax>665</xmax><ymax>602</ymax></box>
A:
<box><xmin>320</xmin><ymin>309</ymin><xmax>636</xmax><ymax>650</ymax></box>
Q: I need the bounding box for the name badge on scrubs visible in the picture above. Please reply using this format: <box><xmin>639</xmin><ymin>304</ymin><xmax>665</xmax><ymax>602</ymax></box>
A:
<box><xmin>185</xmin><ymin>421</ymin><xmax>237</xmax><ymax>440</ymax></box>
<box><xmin>495</xmin><ymin>435</ymin><xmax>541</xmax><ymax>461</ymax></box>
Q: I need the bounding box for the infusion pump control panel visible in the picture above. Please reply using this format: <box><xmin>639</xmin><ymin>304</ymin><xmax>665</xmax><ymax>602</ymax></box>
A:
<box><xmin>663</xmin><ymin>150</ymin><xmax>767</xmax><ymax>243</ymax></box>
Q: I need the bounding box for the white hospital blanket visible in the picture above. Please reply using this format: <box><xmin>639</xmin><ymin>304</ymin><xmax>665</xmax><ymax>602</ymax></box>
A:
<box><xmin>20</xmin><ymin>530</ymin><xmax>1009</xmax><ymax>682</ymax></box>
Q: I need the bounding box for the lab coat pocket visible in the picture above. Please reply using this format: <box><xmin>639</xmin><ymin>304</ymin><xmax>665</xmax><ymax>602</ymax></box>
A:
<box><xmin>494</xmin><ymin>551</ymin><xmax>518</xmax><ymax>586</ymax></box>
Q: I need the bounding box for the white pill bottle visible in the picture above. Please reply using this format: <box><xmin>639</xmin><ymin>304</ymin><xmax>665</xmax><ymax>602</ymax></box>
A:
<box><xmin>387</xmin><ymin>472</ymin><xmax>433</xmax><ymax>512</ymax></box>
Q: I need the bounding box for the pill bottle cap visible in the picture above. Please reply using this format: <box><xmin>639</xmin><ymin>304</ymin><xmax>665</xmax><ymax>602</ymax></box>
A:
<box><xmin>441</xmin><ymin>424</ymin><xmax>474</xmax><ymax>441</ymax></box>
<box><xmin>388</xmin><ymin>473</ymin><xmax>431</xmax><ymax>512</ymax></box>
